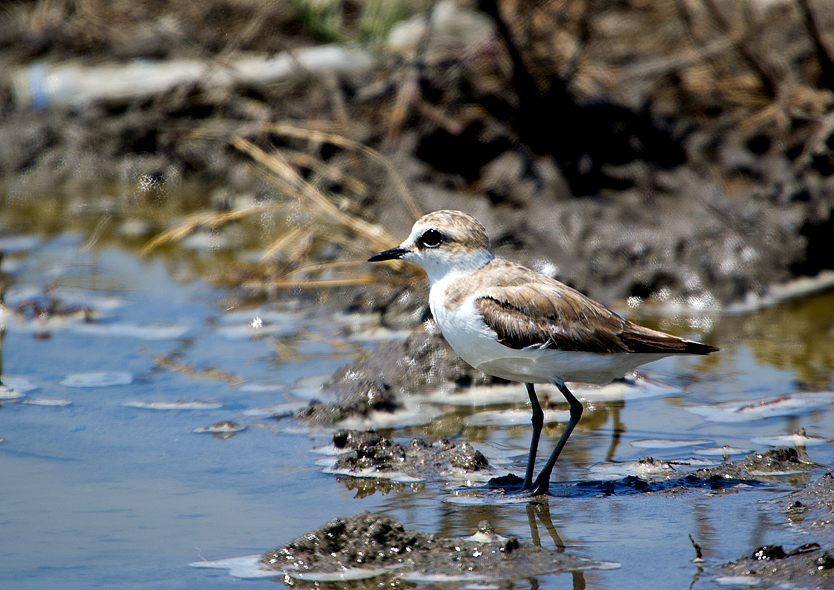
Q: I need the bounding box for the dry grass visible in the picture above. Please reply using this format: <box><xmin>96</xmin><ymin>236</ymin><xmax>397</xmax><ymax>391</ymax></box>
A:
<box><xmin>142</xmin><ymin>122</ymin><xmax>420</xmax><ymax>293</ymax></box>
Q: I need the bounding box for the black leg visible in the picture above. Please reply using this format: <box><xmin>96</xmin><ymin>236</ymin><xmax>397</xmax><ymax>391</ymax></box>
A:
<box><xmin>528</xmin><ymin>381</ymin><xmax>583</xmax><ymax>495</ymax></box>
<box><xmin>522</xmin><ymin>382</ymin><xmax>543</xmax><ymax>490</ymax></box>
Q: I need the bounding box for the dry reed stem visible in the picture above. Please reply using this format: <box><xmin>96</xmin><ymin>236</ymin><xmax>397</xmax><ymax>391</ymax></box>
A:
<box><xmin>285</xmin><ymin>258</ymin><xmax>370</xmax><ymax>276</ymax></box>
<box><xmin>283</xmin><ymin>148</ymin><xmax>367</xmax><ymax>196</ymax></box>
<box><xmin>143</xmin><ymin>124</ymin><xmax>417</xmax><ymax>290</ymax></box>
<box><xmin>262</xmin><ymin>123</ymin><xmax>422</xmax><ymax>220</ymax></box>
<box><xmin>261</xmin><ymin>224</ymin><xmax>308</xmax><ymax>261</ymax></box>
<box><xmin>242</xmin><ymin>277</ymin><xmax>379</xmax><ymax>290</ymax></box>
<box><xmin>140</xmin><ymin>203</ymin><xmax>282</xmax><ymax>255</ymax></box>
<box><xmin>231</xmin><ymin>136</ymin><xmax>398</xmax><ymax>252</ymax></box>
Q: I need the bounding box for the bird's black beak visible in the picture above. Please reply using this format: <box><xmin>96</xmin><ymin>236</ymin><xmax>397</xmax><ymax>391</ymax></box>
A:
<box><xmin>368</xmin><ymin>247</ymin><xmax>410</xmax><ymax>262</ymax></box>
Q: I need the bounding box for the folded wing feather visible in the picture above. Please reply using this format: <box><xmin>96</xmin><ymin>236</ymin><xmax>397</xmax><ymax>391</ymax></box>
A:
<box><xmin>475</xmin><ymin>266</ymin><xmax>717</xmax><ymax>356</ymax></box>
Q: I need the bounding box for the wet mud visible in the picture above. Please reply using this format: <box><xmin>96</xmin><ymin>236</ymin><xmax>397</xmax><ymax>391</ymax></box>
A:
<box><xmin>298</xmin><ymin>330</ymin><xmax>495</xmax><ymax>426</ymax></box>
<box><xmin>477</xmin><ymin>448</ymin><xmax>819</xmax><ymax>498</ymax></box>
<box><xmin>328</xmin><ymin>428</ymin><xmax>491</xmax><ymax>481</ymax></box>
<box><xmin>717</xmin><ymin>472</ymin><xmax>834</xmax><ymax>588</ymax></box>
<box><xmin>272</xmin><ymin>448</ymin><xmax>832</xmax><ymax>584</ymax></box>
<box><xmin>263</xmin><ymin>511</ymin><xmax>609</xmax><ymax>583</ymax></box>
<box><xmin>655</xmin><ymin>447</ymin><xmax>819</xmax><ymax>492</ymax></box>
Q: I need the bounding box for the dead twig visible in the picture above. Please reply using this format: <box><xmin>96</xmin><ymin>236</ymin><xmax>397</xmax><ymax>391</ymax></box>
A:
<box><xmin>796</xmin><ymin>0</ymin><xmax>834</xmax><ymax>92</ymax></box>
<box><xmin>700</xmin><ymin>0</ymin><xmax>779</xmax><ymax>98</ymax></box>
<box><xmin>140</xmin><ymin>203</ymin><xmax>283</xmax><ymax>255</ymax></box>
<box><xmin>261</xmin><ymin>123</ymin><xmax>422</xmax><ymax>221</ymax></box>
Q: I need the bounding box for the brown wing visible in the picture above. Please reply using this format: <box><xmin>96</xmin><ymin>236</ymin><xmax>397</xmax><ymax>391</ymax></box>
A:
<box><xmin>475</xmin><ymin>263</ymin><xmax>718</xmax><ymax>355</ymax></box>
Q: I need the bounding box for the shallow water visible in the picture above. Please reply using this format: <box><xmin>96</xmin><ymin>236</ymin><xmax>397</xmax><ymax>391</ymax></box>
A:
<box><xmin>1</xmin><ymin>193</ymin><xmax>833</xmax><ymax>589</ymax></box>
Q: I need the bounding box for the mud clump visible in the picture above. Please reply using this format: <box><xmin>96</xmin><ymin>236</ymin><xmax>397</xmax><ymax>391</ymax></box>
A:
<box><xmin>717</xmin><ymin>472</ymin><xmax>834</xmax><ymax>587</ymax></box>
<box><xmin>782</xmin><ymin>471</ymin><xmax>834</xmax><ymax>528</ymax></box>
<box><xmin>265</xmin><ymin>512</ymin><xmax>433</xmax><ymax>572</ymax></box>
<box><xmin>656</xmin><ymin>447</ymin><xmax>817</xmax><ymax>495</ymax></box>
<box><xmin>263</xmin><ymin>511</ymin><xmax>603</xmax><ymax>581</ymax></box>
<box><xmin>719</xmin><ymin>541</ymin><xmax>834</xmax><ymax>587</ymax></box>
<box><xmin>298</xmin><ymin>330</ymin><xmax>495</xmax><ymax>425</ymax></box>
<box><xmin>669</xmin><ymin>448</ymin><xmax>812</xmax><ymax>492</ymax></box>
<box><xmin>696</xmin><ymin>447</ymin><xmax>812</xmax><ymax>478</ymax></box>
<box><xmin>330</xmin><ymin>429</ymin><xmax>491</xmax><ymax>481</ymax></box>
<box><xmin>531</xmin><ymin>449</ymin><xmax>819</xmax><ymax>498</ymax></box>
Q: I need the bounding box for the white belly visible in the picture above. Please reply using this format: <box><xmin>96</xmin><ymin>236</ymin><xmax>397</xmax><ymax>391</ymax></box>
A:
<box><xmin>429</xmin><ymin>287</ymin><xmax>668</xmax><ymax>385</ymax></box>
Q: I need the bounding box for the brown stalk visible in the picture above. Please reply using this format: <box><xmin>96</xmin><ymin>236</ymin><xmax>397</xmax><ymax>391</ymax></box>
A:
<box><xmin>230</xmin><ymin>137</ymin><xmax>399</xmax><ymax>252</ymax></box>
<box><xmin>261</xmin><ymin>123</ymin><xmax>422</xmax><ymax>221</ymax></box>
<box><xmin>140</xmin><ymin>203</ymin><xmax>283</xmax><ymax>255</ymax></box>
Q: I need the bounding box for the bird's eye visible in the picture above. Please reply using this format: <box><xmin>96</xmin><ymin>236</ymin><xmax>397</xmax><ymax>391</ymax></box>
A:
<box><xmin>418</xmin><ymin>229</ymin><xmax>444</xmax><ymax>248</ymax></box>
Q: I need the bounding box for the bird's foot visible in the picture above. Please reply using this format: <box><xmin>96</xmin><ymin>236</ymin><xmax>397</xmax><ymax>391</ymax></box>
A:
<box><xmin>519</xmin><ymin>480</ymin><xmax>550</xmax><ymax>497</ymax></box>
<box><xmin>486</xmin><ymin>474</ymin><xmax>551</xmax><ymax>497</ymax></box>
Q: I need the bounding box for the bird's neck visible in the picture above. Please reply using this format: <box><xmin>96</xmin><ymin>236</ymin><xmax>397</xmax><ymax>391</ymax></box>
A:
<box><xmin>423</xmin><ymin>249</ymin><xmax>494</xmax><ymax>286</ymax></box>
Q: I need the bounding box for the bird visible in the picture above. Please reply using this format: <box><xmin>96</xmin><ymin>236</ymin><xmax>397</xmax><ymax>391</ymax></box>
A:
<box><xmin>369</xmin><ymin>210</ymin><xmax>718</xmax><ymax>495</ymax></box>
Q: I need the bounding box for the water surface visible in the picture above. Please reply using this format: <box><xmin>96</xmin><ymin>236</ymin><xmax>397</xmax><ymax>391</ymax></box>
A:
<box><xmin>1</xmin><ymin>191</ymin><xmax>833</xmax><ymax>589</ymax></box>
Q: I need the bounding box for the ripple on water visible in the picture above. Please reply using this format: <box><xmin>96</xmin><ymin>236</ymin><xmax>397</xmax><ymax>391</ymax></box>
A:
<box><xmin>694</xmin><ymin>446</ymin><xmax>752</xmax><ymax>456</ymax></box>
<box><xmin>686</xmin><ymin>391</ymin><xmax>834</xmax><ymax>422</ymax></box>
<box><xmin>69</xmin><ymin>322</ymin><xmax>190</xmax><ymax>340</ymax></box>
<box><xmin>191</xmin><ymin>421</ymin><xmax>246</xmax><ymax>433</ymax></box>
<box><xmin>331</xmin><ymin>399</ymin><xmax>445</xmax><ymax>430</ymax></box>
<box><xmin>216</xmin><ymin>309</ymin><xmax>299</xmax><ymax>340</ymax></box>
<box><xmin>122</xmin><ymin>400</ymin><xmax>223</xmax><ymax>410</ymax></box>
<box><xmin>0</xmin><ymin>377</ymin><xmax>39</xmax><ymax>393</ymax></box>
<box><xmin>714</xmin><ymin>575</ymin><xmax>761</xmax><ymax>587</ymax></box>
<box><xmin>586</xmin><ymin>457</ymin><xmax>721</xmax><ymax>481</ymax></box>
<box><xmin>60</xmin><ymin>372</ymin><xmax>134</xmax><ymax>387</ymax></box>
<box><xmin>189</xmin><ymin>555</ymin><xmax>277</xmax><ymax>579</ymax></box>
<box><xmin>750</xmin><ymin>433</ymin><xmax>832</xmax><ymax>447</ymax></box>
<box><xmin>237</xmin><ymin>382</ymin><xmax>285</xmax><ymax>393</ymax></box>
<box><xmin>0</xmin><ymin>235</ymin><xmax>42</xmax><ymax>252</ymax></box>
<box><xmin>630</xmin><ymin>439</ymin><xmax>713</xmax><ymax>449</ymax></box>
<box><xmin>463</xmin><ymin>408</ymin><xmax>570</xmax><ymax>428</ymax></box>
<box><xmin>0</xmin><ymin>386</ymin><xmax>26</xmax><ymax>400</ymax></box>
<box><xmin>241</xmin><ymin>399</ymin><xmax>309</xmax><ymax>418</ymax></box>
<box><xmin>21</xmin><ymin>398</ymin><xmax>72</xmax><ymax>406</ymax></box>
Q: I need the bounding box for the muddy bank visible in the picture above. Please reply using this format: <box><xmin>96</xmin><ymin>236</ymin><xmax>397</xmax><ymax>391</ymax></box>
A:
<box><xmin>298</xmin><ymin>330</ymin><xmax>496</xmax><ymax>426</ymax></box>
<box><xmin>656</xmin><ymin>447</ymin><xmax>818</xmax><ymax>491</ymax></box>
<box><xmin>2</xmin><ymin>1</ymin><xmax>834</xmax><ymax>310</ymax></box>
<box><xmin>313</xmin><ymin>426</ymin><xmax>822</xmax><ymax>501</ymax></box>
<box><xmin>268</xmin><ymin>452</ymin><xmax>834</xmax><ymax>584</ymax></box>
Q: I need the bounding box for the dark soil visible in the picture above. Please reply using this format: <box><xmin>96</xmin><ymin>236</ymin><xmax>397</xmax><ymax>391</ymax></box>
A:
<box><xmin>2</xmin><ymin>0</ymin><xmax>834</xmax><ymax>309</ymax></box>
<box><xmin>329</xmin><ymin>428</ymin><xmax>491</xmax><ymax>480</ymax></box>
<box><xmin>481</xmin><ymin>448</ymin><xmax>819</xmax><ymax>497</ymax></box>
<box><xmin>297</xmin><ymin>330</ymin><xmax>496</xmax><ymax>425</ymax></box>
<box><xmin>263</xmin><ymin>510</ymin><xmax>605</xmax><ymax>582</ymax></box>
<box><xmin>662</xmin><ymin>446</ymin><xmax>818</xmax><ymax>488</ymax></box>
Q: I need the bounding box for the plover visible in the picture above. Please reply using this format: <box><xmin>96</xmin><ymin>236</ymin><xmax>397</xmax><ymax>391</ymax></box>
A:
<box><xmin>369</xmin><ymin>210</ymin><xmax>718</xmax><ymax>494</ymax></box>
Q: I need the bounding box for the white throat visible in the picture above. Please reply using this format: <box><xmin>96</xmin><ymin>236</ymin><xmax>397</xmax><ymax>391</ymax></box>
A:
<box><xmin>417</xmin><ymin>248</ymin><xmax>494</xmax><ymax>286</ymax></box>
